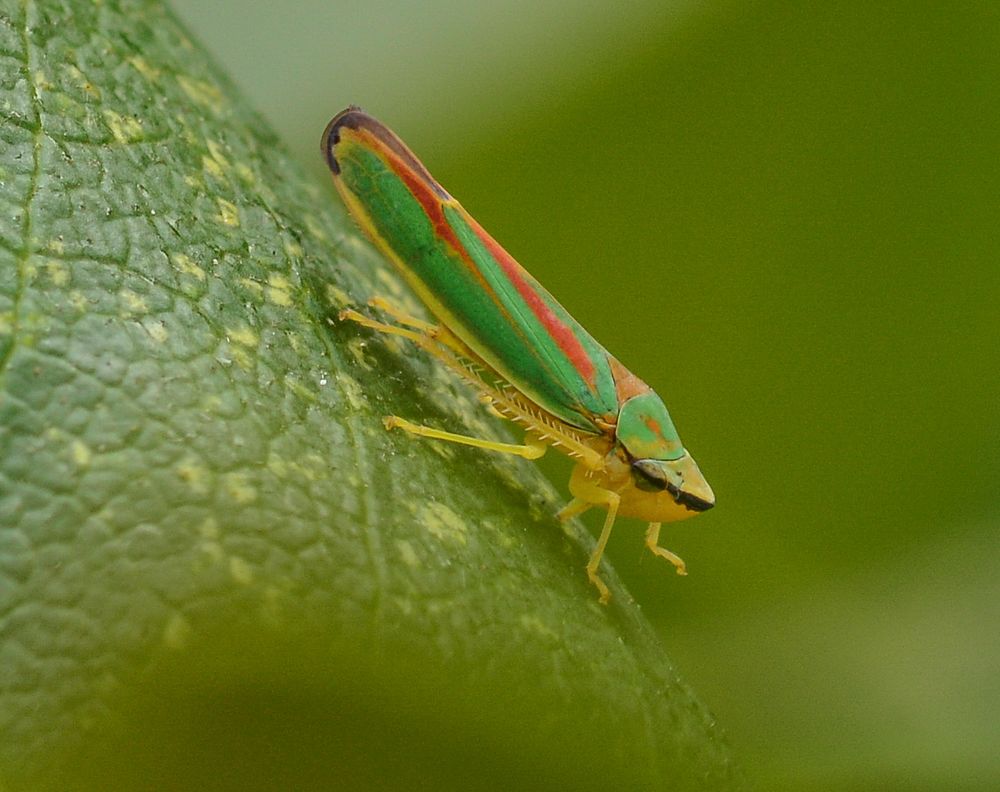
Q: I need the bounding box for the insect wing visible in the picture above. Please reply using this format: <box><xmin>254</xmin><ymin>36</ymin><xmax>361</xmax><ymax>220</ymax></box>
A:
<box><xmin>325</xmin><ymin>109</ymin><xmax>623</xmax><ymax>433</ymax></box>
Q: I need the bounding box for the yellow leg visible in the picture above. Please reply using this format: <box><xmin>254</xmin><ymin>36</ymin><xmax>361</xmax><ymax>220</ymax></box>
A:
<box><xmin>339</xmin><ymin>307</ymin><xmax>427</xmax><ymax>346</ymax></box>
<box><xmin>367</xmin><ymin>295</ymin><xmax>437</xmax><ymax>333</ymax></box>
<box><xmin>342</xmin><ymin>298</ymin><xmax>602</xmax><ymax>468</ymax></box>
<box><xmin>644</xmin><ymin>522</ymin><xmax>687</xmax><ymax>576</ymax></box>
<box><xmin>584</xmin><ymin>490</ymin><xmax>621</xmax><ymax>605</ymax></box>
<box><xmin>385</xmin><ymin>415</ymin><xmax>547</xmax><ymax>460</ymax></box>
<box><xmin>340</xmin><ymin>305</ymin><xmax>492</xmax><ymax>395</ymax></box>
<box><xmin>556</xmin><ymin>498</ymin><xmax>593</xmax><ymax>523</ymax></box>
<box><xmin>561</xmin><ymin>476</ymin><xmax>622</xmax><ymax>604</ymax></box>
<box><xmin>366</xmin><ymin>295</ymin><xmax>469</xmax><ymax>357</ymax></box>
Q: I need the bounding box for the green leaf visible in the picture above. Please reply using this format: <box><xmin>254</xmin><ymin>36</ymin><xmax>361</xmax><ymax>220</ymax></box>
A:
<box><xmin>0</xmin><ymin>1</ymin><xmax>742</xmax><ymax>789</ymax></box>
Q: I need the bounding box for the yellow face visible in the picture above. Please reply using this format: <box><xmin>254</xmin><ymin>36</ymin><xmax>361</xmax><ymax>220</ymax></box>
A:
<box><xmin>571</xmin><ymin>448</ymin><xmax>715</xmax><ymax>523</ymax></box>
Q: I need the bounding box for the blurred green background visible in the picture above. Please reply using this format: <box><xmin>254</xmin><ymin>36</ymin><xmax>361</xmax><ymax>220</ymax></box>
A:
<box><xmin>170</xmin><ymin>1</ymin><xmax>999</xmax><ymax>789</ymax></box>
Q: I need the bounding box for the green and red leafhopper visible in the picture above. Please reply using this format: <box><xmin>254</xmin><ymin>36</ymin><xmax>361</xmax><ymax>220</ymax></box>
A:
<box><xmin>323</xmin><ymin>107</ymin><xmax>714</xmax><ymax>603</ymax></box>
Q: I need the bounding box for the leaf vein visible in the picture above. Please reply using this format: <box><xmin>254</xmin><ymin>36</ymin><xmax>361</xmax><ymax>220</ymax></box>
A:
<box><xmin>0</xmin><ymin>0</ymin><xmax>43</xmax><ymax>382</ymax></box>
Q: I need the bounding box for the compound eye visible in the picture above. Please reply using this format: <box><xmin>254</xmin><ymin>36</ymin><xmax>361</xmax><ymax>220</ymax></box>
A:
<box><xmin>631</xmin><ymin>459</ymin><xmax>670</xmax><ymax>492</ymax></box>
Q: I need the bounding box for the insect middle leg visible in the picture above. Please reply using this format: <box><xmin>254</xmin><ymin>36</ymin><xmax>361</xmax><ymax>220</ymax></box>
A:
<box><xmin>340</xmin><ymin>303</ymin><xmax>548</xmax><ymax>460</ymax></box>
<box><xmin>558</xmin><ymin>482</ymin><xmax>621</xmax><ymax>604</ymax></box>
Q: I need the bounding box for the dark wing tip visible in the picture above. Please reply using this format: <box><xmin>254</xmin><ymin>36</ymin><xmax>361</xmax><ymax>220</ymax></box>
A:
<box><xmin>321</xmin><ymin>105</ymin><xmax>367</xmax><ymax>174</ymax></box>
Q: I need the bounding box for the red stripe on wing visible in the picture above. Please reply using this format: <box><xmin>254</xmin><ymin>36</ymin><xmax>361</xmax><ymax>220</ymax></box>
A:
<box><xmin>469</xmin><ymin>218</ymin><xmax>597</xmax><ymax>389</ymax></box>
<box><xmin>357</xmin><ymin>123</ymin><xmax>597</xmax><ymax>395</ymax></box>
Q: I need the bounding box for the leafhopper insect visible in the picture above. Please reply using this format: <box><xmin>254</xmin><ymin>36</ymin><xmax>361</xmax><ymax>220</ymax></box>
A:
<box><xmin>323</xmin><ymin>107</ymin><xmax>714</xmax><ymax>603</ymax></box>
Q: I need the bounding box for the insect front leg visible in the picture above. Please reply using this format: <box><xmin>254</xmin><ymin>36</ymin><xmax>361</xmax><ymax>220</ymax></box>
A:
<box><xmin>644</xmin><ymin>522</ymin><xmax>687</xmax><ymax>576</ymax></box>
<box><xmin>339</xmin><ymin>306</ymin><xmax>427</xmax><ymax>347</ymax></box>
<box><xmin>563</xmin><ymin>470</ymin><xmax>622</xmax><ymax>604</ymax></box>
<box><xmin>364</xmin><ymin>295</ymin><xmax>469</xmax><ymax>357</ymax></box>
<box><xmin>586</xmin><ymin>490</ymin><xmax>622</xmax><ymax>605</ymax></box>
<box><xmin>366</xmin><ymin>294</ymin><xmax>437</xmax><ymax>332</ymax></box>
<box><xmin>556</xmin><ymin>498</ymin><xmax>593</xmax><ymax>523</ymax></box>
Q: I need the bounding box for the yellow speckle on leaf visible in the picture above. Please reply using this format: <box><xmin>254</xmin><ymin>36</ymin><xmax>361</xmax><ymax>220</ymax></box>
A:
<box><xmin>33</xmin><ymin>69</ymin><xmax>52</xmax><ymax>91</ymax></box>
<box><xmin>200</xmin><ymin>394</ymin><xmax>223</xmax><ymax>412</ymax></box>
<box><xmin>128</xmin><ymin>55</ymin><xmax>159</xmax><ymax>81</ymax></box>
<box><xmin>143</xmin><ymin>318</ymin><xmax>169</xmax><ymax>343</ymax></box>
<box><xmin>346</xmin><ymin>338</ymin><xmax>372</xmax><ymax>370</ymax></box>
<box><xmin>283</xmin><ymin>374</ymin><xmax>317</xmax><ymax>403</ymax></box>
<box><xmin>376</xmin><ymin>268</ymin><xmax>406</xmax><ymax>297</ymax></box>
<box><xmin>227</xmin><ymin>325</ymin><xmax>258</xmax><ymax>347</ymax></box>
<box><xmin>396</xmin><ymin>539</ymin><xmax>421</xmax><ymax>568</ymax></box>
<box><xmin>47</xmin><ymin>238</ymin><xmax>64</xmax><ymax>255</ymax></box>
<box><xmin>171</xmin><ymin>252</ymin><xmax>206</xmax><ymax>281</ymax></box>
<box><xmin>200</xmin><ymin>540</ymin><xmax>224</xmax><ymax>562</ymax></box>
<box><xmin>216</xmin><ymin>198</ymin><xmax>240</xmax><ymax>227</ymax></box>
<box><xmin>175</xmin><ymin>457</ymin><xmax>211</xmax><ymax>495</ymax></box>
<box><xmin>336</xmin><ymin>372</ymin><xmax>364</xmax><ymax>410</ymax></box>
<box><xmin>300</xmin><ymin>453</ymin><xmax>327</xmax><ymax>481</ymax></box>
<box><xmin>392</xmin><ymin>596</ymin><xmax>415</xmax><ymax>616</ymax></box>
<box><xmin>177</xmin><ymin>74</ymin><xmax>222</xmax><ymax>108</ymax></box>
<box><xmin>224</xmin><ymin>472</ymin><xmax>258</xmax><ymax>504</ymax></box>
<box><xmin>199</xmin><ymin>517</ymin><xmax>219</xmax><ymax>539</ymax></box>
<box><xmin>71</xmin><ymin>440</ymin><xmax>91</xmax><ymax>467</ymax></box>
<box><xmin>268</xmin><ymin>452</ymin><xmax>325</xmax><ymax>483</ymax></box>
<box><xmin>418</xmin><ymin>501</ymin><xmax>468</xmax><ymax>546</ymax></box>
<box><xmin>496</xmin><ymin>531</ymin><xmax>517</xmax><ymax>550</ymax></box>
<box><xmin>39</xmin><ymin>404</ymin><xmax>64</xmax><ymax>432</ymax></box>
<box><xmin>103</xmin><ymin>109</ymin><xmax>143</xmax><ymax>143</ymax></box>
<box><xmin>68</xmin><ymin>291</ymin><xmax>88</xmax><ymax>312</ymax></box>
<box><xmin>53</xmin><ymin>92</ymin><xmax>88</xmax><ymax>120</ymax></box>
<box><xmin>163</xmin><ymin>613</ymin><xmax>192</xmax><ymax>650</ymax></box>
<box><xmin>325</xmin><ymin>284</ymin><xmax>351</xmax><ymax>310</ymax></box>
<box><xmin>283</xmin><ymin>238</ymin><xmax>304</xmax><ymax>259</ymax></box>
<box><xmin>207</xmin><ymin>140</ymin><xmax>229</xmax><ymax>169</ymax></box>
<box><xmin>427</xmin><ymin>440</ymin><xmax>457</xmax><ymax>462</ymax></box>
<box><xmin>304</xmin><ymin>215</ymin><xmax>329</xmax><ymax>243</ymax></box>
<box><xmin>43</xmin><ymin>258</ymin><xmax>69</xmax><ymax>286</ymax></box>
<box><xmin>235</xmin><ymin>162</ymin><xmax>255</xmax><ymax>184</ymax></box>
<box><xmin>202</xmin><ymin>154</ymin><xmax>224</xmax><ymax>180</ymax></box>
<box><xmin>238</xmin><ymin>277</ymin><xmax>264</xmax><ymax>295</ymax></box>
<box><xmin>64</xmin><ymin>64</ymin><xmax>100</xmax><ymax>98</ymax></box>
<box><xmin>267</xmin><ymin>453</ymin><xmax>288</xmax><ymax>478</ymax></box>
<box><xmin>266</xmin><ymin>273</ymin><xmax>294</xmax><ymax>307</ymax></box>
<box><xmin>119</xmin><ymin>289</ymin><xmax>148</xmax><ymax>316</ymax></box>
<box><xmin>227</xmin><ymin>344</ymin><xmax>253</xmax><ymax>371</ymax></box>
<box><xmin>519</xmin><ymin>614</ymin><xmax>559</xmax><ymax>641</ymax></box>
<box><xmin>203</xmin><ymin>139</ymin><xmax>231</xmax><ymax>181</ymax></box>
<box><xmin>229</xmin><ymin>556</ymin><xmax>254</xmax><ymax>585</ymax></box>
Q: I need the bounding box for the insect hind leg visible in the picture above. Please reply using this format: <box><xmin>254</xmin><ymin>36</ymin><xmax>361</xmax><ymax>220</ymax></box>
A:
<box><xmin>385</xmin><ymin>415</ymin><xmax>546</xmax><ymax>460</ymax></box>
